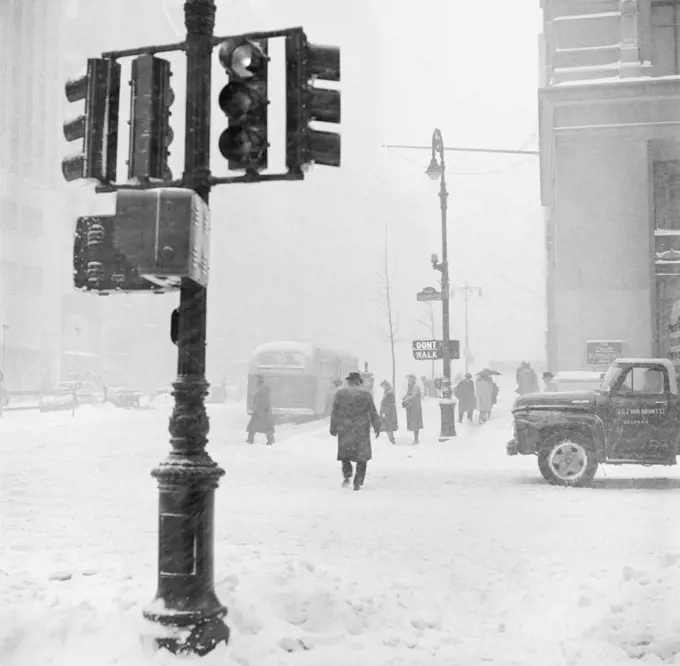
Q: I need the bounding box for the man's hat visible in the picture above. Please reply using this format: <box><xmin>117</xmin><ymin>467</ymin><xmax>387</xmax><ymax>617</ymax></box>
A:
<box><xmin>346</xmin><ymin>371</ymin><xmax>363</xmax><ymax>383</ymax></box>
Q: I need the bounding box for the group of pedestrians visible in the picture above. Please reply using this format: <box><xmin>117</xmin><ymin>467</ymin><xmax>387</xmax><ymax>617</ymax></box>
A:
<box><xmin>330</xmin><ymin>371</ymin><xmax>425</xmax><ymax>490</ymax></box>
<box><xmin>515</xmin><ymin>361</ymin><xmax>560</xmax><ymax>393</ymax></box>
<box><xmin>453</xmin><ymin>371</ymin><xmax>500</xmax><ymax>425</ymax></box>
<box><xmin>375</xmin><ymin>373</ymin><xmax>424</xmax><ymax>445</ymax></box>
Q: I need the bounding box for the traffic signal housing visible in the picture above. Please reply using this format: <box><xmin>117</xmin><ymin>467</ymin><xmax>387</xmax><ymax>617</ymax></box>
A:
<box><xmin>73</xmin><ymin>189</ymin><xmax>210</xmax><ymax>295</ymax></box>
<box><xmin>217</xmin><ymin>38</ymin><xmax>269</xmax><ymax>172</ymax></box>
<box><xmin>128</xmin><ymin>55</ymin><xmax>175</xmax><ymax>182</ymax></box>
<box><xmin>286</xmin><ymin>30</ymin><xmax>341</xmax><ymax>172</ymax></box>
<box><xmin>62</xmin><ymin>58</ymin><xmax>121</xmax><ymax>183</ymax></box>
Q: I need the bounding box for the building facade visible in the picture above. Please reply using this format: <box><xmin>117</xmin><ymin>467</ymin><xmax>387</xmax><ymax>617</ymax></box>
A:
<box><xmin>0</xmin><ymin>0</ymin><xmax>76</xmax><ymax>390</ymax></box>
<box><xmin>540</xmin><ymin>0</ymin><xmax>680</xmax><ymax>372</ymax></box>
<box><xmin>0</xmin><ymin>0</ymin><xmax>180</xmax><ymax>391</ymax></box>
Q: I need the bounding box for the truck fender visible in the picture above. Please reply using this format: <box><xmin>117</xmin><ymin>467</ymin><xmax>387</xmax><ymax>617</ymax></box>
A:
<box><xmin>517</xmin><ymin>410</ymin><xmax>606</xmax><ymax>460</ymax></box>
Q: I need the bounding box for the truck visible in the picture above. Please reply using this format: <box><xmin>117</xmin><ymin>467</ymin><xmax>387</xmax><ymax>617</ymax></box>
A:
<box><xmin>507</xmin><ymin>358</ymin><xmax>680</xmax><ymax>487</ymax></box>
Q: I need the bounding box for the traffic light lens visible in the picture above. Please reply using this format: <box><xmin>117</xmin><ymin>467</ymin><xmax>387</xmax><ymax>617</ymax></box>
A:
<box><xmin>218</xmin><ymin>40</ymin><xmax>267</xmax><ymax>79</ymax></box>
<box><xmin>218</xmin><ymin>82</ymin><xmax>265</xmax><ymax>120</ymax></box>
<box><xmin>218</xmin><ymin>127</ymin><xmax>266</xmax><ymax>165</ymax></box>
<box><xmin>231</xmin><ymin>45</ymin><xmax>254</xmax><ymax>77</ymax></box>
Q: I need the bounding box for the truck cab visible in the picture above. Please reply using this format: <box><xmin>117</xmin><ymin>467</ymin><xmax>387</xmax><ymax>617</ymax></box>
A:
<box><xmin>507</xmin><ymin>358</ymin><xmax>680</xmax><ymax>486</ymax></box>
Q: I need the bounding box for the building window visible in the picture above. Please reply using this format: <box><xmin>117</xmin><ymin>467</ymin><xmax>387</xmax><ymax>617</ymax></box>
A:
<box><xmin>0</xmin><ymin>260</ymin><xmax>42</xmax><ymax>297</ymax></box>
<box><xmin>0</xmin><ymin>259</ymin><xmax>18</xmax><ymax>293</ymax></box>
<box><xmin>20</xmin><ymin>265</ymin><xmax>42</xmax><ymax>297</ymax></box>
<box><xmin>20</xmin><ymin>205</ymin><xmax>44</xmax><ymax>239</ymax></box>
<box><xmin>0</xmin><ymin>197</ymin><xmax>19</xmax><ymax>232</ymax></box>
<box><xmin>654</xmin><ymin>160</ymin><xmax>680</xmax><ymax>229</ymax></box>
<box><xmin>652</xmin><ymin>2</ymin><xmax>680</xmax><ymax>75</ymax></box>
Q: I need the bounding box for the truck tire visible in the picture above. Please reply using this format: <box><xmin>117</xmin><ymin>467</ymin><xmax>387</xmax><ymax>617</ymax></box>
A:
<box><xmin>537</xmin><ymin>431</ymin><xmax>598</xmax><ymax>487</ymax></box>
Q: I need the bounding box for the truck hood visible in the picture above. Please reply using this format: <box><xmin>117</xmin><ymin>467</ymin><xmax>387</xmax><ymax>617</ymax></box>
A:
<box><xmin>513</xmin><ymin>390</ymin><xmax>597</xmax><ymax>411</ymax></box>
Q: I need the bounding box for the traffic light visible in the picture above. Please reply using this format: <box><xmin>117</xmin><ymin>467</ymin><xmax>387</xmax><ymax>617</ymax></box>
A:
<box><xmin>286</xmin><ymin>30</ymin><xmax>341</xmax><ymax>172</ymax></box>
<box><xmin>62</xmin><ymin>58</ymin><xmax>121</xmax><ymax>183</ymax></box>
<box><xmin>128</xmin><ymin>55</ymin><xmax>174</xmax><ymax>181</ymax></box>
<box><xmin>217</xmin><ymin>38</ymin><xmax>269</xmax><ymax>172</ymax></box>
<box><xmin>73</xmin><ymin>214</ymin><xmax>151</xmax><ymax>292</ymax></box>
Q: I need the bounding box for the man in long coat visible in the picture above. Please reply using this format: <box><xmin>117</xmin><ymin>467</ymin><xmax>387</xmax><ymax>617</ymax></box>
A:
<box><xmin>516</xmin><ymin>361</ymin><xmax>539</xmax><ymax>396</ymax></box>
<box><xmin>246</xmin><ymin>375</ymin><xmax>275</xmax><ymax>445</ymax></box>
<box><xmin>454</xmin><ymin>373</ymin><xmax>476</xmax><ymax>423</ymax></box>
<box><xmin>379</xmin><ymin>380</ymin><xmax>398</xmax><ymax>444</ymax></box>
<box><xmin>402</xmin><ymin>374</ymin><xmax>423</xmax><ymax>444</ymax></box>
<box><xmin>330</xmin><ymin>371</ymin><xmax>381</xmax><ymax>491</ymax></box>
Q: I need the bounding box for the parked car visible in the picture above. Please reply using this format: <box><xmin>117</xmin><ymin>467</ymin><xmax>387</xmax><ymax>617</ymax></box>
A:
<box><xmin>38</xmin><ymin>380</ymin><xmax>104</xmax><ymax>412</ymax></box>
<box><xmin>105</xmin><ymin>385</ymin><xmax>142</xmax><ymax>408</ymax></box>
<box><xmin>507</xmin><ymin>358</ymin><xmax>680</xmax><ymax>487</ymax></box>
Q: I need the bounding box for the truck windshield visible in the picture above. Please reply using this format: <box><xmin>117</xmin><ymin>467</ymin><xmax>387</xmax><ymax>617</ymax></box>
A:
<box><xmin>600</xmin><ymin>365</ymin><xmax>624</xmax><ymax>391</ymax></box>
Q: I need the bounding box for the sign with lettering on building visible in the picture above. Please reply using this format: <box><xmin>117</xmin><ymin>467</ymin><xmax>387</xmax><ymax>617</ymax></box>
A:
<box><xmin>585</xmin><ymin>340</ymin><xmax>624</xmax><ymax>367</ymax></box>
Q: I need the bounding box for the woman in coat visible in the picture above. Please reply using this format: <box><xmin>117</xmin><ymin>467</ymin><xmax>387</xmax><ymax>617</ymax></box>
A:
<box><xmin>402</xmin><ymin>374</ymin><xmax>423</xmax><ymax>444</ymax></box>
<box><xmin>246</xmin><ymin>376</ymin><xmax>275</xmax><ymax>445</ymax></box>
<box><xmin>379</xmin><ymin>380</ymin><xmax>398</xmax><ymax>444</ymax></box>
<box><xmin>475</xmin><ymin>372</ymin><xmax>495</xmax><ymax>424</ymax></box>
<box><xmin>454</xmin><ymin>373</ymin><xmax>476</xmax><ymax>423</ymax></box>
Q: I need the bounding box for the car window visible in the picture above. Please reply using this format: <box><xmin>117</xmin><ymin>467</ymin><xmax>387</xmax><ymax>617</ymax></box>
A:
<box><xmin>617</xmin><ymin>367</ymin><xmax>666</xmax><ymax>395</ymax></box>
<box><xmin>258</xmin><ymin>352</ymin><xmax>280</xmax><ymax>366</ymax></box>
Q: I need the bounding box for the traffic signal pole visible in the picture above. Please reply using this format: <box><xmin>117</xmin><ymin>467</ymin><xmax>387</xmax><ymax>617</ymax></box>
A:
<box><xmin>64</xmin><ymin>7</ymin><xmax>341</xmax><ymax>657</ymax></box>
<box><xmin>142</xmin><ymin>0</ymin><xmax>230</xmax><ymax>655</ymax></box>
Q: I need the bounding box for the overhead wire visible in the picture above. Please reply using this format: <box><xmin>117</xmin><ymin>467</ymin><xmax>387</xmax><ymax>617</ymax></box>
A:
<box><xmin>385</xmin><ymin>129</ymin><xmax>540</xmax><ymax>177</ymax></box>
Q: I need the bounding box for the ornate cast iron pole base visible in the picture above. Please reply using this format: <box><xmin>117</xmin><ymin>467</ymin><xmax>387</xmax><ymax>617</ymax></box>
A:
<box><xmin>439</xmin><ymin>400</ymin><xmax>457</xmax><ymax>440</ymax></box>
<box><xmin>439</xmin><ymin>378</ymin><xmax>457</xmax><ymax>441</ymax></box>
<box><xmin>143</xmin><ymin>0</ymin><xmax>229</xmax><ymax>656</ymax></box>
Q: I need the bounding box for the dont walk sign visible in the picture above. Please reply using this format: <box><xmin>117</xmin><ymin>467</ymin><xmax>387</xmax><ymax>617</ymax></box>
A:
<box><xmin>412</xmin><ymin>339</ymin><xmax>441</xmax><ymax>360</ymax></box>
<box><xmin>411</xmin><ymin>339</ymin><xmax>461</xmax><ymax>361</ymax></box>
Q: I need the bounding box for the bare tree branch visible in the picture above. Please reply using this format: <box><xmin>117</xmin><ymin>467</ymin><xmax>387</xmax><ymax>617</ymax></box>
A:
<box><xmin>372</xmin><ymin>222</ymin><xmax>402</xmax><ymax>392</ymax></box>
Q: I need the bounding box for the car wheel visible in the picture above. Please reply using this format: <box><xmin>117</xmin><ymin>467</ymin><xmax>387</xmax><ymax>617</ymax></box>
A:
<box><xmin>537</xmin><ymin>432</ymin><xmax>598</xmax><ymax>487</ymax></box>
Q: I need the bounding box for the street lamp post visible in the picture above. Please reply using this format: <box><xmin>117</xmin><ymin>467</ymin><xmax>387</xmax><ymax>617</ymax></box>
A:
<box><xmin>426</xmin><ymin>128</ymin><xmax>456</xmax><ymax>440</ymax></box>
<box><xmin>142</xmin><ymin>0</ymin><xmax>230</xmax><ymax>656</ymax></box>
<box><xmin>452</xmin><ymin>282</ymin><xmax>483</xmax><ymax>375</ymax></box>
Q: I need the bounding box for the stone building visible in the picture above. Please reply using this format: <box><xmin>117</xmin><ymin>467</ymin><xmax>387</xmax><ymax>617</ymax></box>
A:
<box><xmin>540</xmin><ymin>0</ymin><xmax>680</xmax><ymax>372</ymax></box>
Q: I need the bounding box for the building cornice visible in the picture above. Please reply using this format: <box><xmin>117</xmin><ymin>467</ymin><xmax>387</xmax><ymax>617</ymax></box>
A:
<box><xmin>540</xmin><ymin>76</ymin><xmax>680</xmax><ymax>105</ymax></box>
<box><xmin>539</xmin><ymin>75</ymin><xmax>680</xmax><ymax>206</ymax></box>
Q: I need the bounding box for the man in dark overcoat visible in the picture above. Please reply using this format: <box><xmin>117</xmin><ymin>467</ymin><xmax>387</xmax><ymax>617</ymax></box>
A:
<box><xmin>454</xmin><ymin>373</ymin><xmax>476</xmax><ymax>423</ymax></box>
<box><xmin>246</xmin><ymin>375</ymin><xmax>275</xmax><ymax>445</ymax></box>
<box><xmin>330</xmin><ymin>371</ymin><xmax>381</xmax><ymax>491</ymax></box>
<box><xmin>516</xmin><ymin>361</ymin><xmax>539</xmax><ymax>396</ymax></box>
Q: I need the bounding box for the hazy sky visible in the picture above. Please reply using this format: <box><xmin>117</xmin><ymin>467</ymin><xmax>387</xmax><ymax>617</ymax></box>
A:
<box><xmin>81</xmin><ymin>0</ymin><xmax>545</xmax><ymax>387</ymax></box>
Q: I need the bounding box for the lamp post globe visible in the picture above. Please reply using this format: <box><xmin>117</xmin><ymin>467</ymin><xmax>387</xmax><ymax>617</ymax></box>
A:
<box><xmin>425</xmin><ymin>157</ymin><xmax>441</xmax><ymax>180</ymax></box>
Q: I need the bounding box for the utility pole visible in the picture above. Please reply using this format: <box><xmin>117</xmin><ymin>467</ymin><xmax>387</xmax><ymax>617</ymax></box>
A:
<box><xmin>452</xmin><ymin>283</ymin><xmax>483</xmax><ymax>374</ymax></box>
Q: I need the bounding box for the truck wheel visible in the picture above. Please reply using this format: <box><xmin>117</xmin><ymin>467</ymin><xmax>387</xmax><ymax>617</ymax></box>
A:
<box><xmin>537</xmin><ymin>432</ymin><xmax>598</xmax><ymax>487</ymax></box>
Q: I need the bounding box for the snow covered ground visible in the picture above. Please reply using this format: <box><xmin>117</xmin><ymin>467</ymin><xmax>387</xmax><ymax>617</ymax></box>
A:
<box><xmin>4</xmin><ymin>388</ymin><xmax>680</xmax><ymax>665</ymax></box>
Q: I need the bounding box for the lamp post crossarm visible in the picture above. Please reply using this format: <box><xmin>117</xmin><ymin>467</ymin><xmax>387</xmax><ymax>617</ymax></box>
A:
<box><xmin>384</xmin><ymin>143</ymin><xmax>539</xmax><ymax>156</ymax></box>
